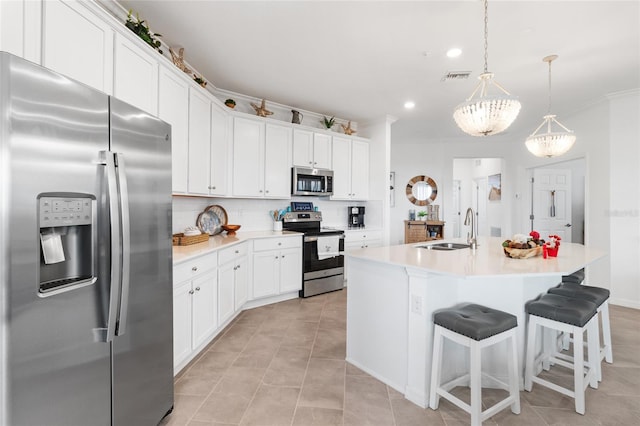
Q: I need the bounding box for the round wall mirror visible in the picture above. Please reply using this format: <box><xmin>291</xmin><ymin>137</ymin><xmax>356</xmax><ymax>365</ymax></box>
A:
<box><xmin>406</xmin><ymin>175</ymin><xmax>438</xmax><ymax>206</ymax></box>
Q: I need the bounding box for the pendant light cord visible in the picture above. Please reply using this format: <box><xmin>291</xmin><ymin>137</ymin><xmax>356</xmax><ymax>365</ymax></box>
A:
<box><xmin>483</xmin><ymin>0</ymin><xmax>489</xmax><ymax>73</ymax></box>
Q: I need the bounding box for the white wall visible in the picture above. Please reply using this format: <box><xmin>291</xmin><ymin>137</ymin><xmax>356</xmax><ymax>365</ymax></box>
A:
<box><xmin>390</xmin><ymin>89</ymin><xmax>640</xmax><ymax>309</ymax></box>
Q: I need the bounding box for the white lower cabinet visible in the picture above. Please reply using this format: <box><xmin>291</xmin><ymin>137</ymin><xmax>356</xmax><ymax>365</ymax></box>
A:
<box><xmin>217</xmin><ymin>242</ymin><xmax>248</xmax><ymax>325</ymax></box>
<box><xmin>173</xmin><ymin>253</ymin><xmax>218</xmax><ymax>370</ymax></box>
<box><xmin>345</xmin><ymin>229</ymin><xmax>383</xmax><ymax>250</ymax></box>
<box><xmin>252</xmin><ymin>236</ymin><xmax>302</xmax><ymax>299</ymax></box>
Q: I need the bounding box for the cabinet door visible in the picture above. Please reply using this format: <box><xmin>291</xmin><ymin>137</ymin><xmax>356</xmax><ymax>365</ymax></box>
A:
<box><xmin>234</xmin><ymin>256</ymin><xmax>249</xmax><ymax>311</ymax></box>
<box><xmin>218</xmin><ymin>262</ymin><xmax>236</xmax><ymax>325</ymax></box>
<box><xmin>191</xmin><ymin>270</ymin><xmax>217</xmax><ymax>349</ymax></box>
<box><xmin>331</xmin><ymin>137</ymin><xmax>352</xmax><ymax>200</ymax></box>
<box><xmin>292</xmin><ymin>129</ymin><xmax>313</xmax><ymax>167</ymax></box>
<box><xmin>41</xmin><ymin>0</ymin><xmax>113</xmax><ymax>93</ymax></box>
<box><xmin>351</xmin><ymin>140</ymin><xmax>370</xmax><ymax>200</ymax></box>
<box><xmin>113</xmin><ymin>33</ymin><xmax>158</xmax><ymax>114</ymax></box>
<box><xmin>232</xmin><ymin>117</ymin><xmax>264</xmax><ymax>197</ymax></box>
<box><xmin>313</xmin><ymin>133</ymin><xmax>332</xmax><ymax>169</ymax></box>
<box><xmin>187</xmin><ymin>89</ymin><xmax>211</xmax><ymax>195</ymax></box>
<box><xmin>209</xmin><ymin>105</ymin><xmax>229</xmax><ymax>196</ymax></box>
<box><xmin>252</xmin><ymin>251</ymin><xmax>279</xmax><ymax>299</ymax></box>
<box><xmin>264</xmin><ymin>123</ymin><xmax>292</xmax><ymax>198</ymax></box>
<box><xmin>158</xmin><ymin>68</ymin><xmax>189</xmax><ymax>194</ymax></box>
<box><xmin>279</xmin><ymin>248</ymin><xmax>302</xmax><ymax>293</ymax></box>
<box><xmin>173</xmin><ymin>280</ymin><xmax>193</xmax><ymax>368</ymax></box>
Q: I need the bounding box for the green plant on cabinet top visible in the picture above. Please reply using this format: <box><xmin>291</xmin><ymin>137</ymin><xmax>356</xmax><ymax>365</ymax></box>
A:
<box><xmin>125</xmin><ymin>10</ymin><xmax>163</xmax><ymax>54</ymax></box>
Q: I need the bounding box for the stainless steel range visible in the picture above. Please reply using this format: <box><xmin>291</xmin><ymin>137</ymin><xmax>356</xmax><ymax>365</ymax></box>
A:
<box><xmin>283</xmin><ymin>202</ymin><xmax>345</xmax><ymax>298</ymax></box>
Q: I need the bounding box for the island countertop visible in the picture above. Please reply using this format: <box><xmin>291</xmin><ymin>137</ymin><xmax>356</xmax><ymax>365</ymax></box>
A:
<box><xmin>346</xmin><ymin>236</ymin><xmax>606</xmax><ymax>278</ymax></box>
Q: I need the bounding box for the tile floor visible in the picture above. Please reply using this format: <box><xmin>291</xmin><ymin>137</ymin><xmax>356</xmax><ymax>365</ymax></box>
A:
<box><xmin>161</xmin><ymin>289</ymin><xmax>640</xmax><ymax>425</ymax></box>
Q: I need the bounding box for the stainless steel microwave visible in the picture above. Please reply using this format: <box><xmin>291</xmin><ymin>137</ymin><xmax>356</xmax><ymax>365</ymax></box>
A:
<box><xmin>292</xmin><ymin>167</ymin><xmax>333</xmax><ymax>196</ymax></box>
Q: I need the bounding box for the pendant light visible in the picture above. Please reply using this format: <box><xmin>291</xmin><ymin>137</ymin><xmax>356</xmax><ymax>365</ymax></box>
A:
<box><xmin>525</xmin><ymin>55</ymin><xmax>576</xmax><ymax>157</ymax></box>
<box><xmin>453</xmin><ymin>0</ymin><xmax>521</xmax><ymax>136</ymax></box>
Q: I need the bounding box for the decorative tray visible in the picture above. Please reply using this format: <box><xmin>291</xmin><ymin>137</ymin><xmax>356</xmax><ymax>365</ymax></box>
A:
<box><xmin>172</xmin><ymin>233</ymin><xmax>209</xmax><ymax>246</ymax></box>
<box><xmin>197</xmin><ymin>205</ymin><xmax>228</xmax><ymax>236</ymax></box>
<box><xmin>503</xmin><ymin>246</ymin><xmax>543</xmax><ymax>259</ymax></box>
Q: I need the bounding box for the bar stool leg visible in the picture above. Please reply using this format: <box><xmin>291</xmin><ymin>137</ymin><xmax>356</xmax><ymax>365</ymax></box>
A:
<box><xmin>507</xmin><ymin>332</ymin><xmax>521</xmax><ymax>414</ymax></box>
<box><xmin>524</xmin><ymin>317</ymin><xmax>537</xmax><ymax>392</ymax></box>
<box><xmin>469</xmin><ymin>341</ymin><xmax>482</xmax><ymax>426</ymax></box>
<box><xmin>600</xmin><ymin>301</ymin><xmax>613</xmax><ymax>363</ymax></box>
<box><xmin>573</xmin><ymin>326</ymin><xmax>586</xmax><ymax>414</ymax></box>
<box><xmin>429</xmin><ymin>325</ymin><xmax>444</xmax><ymax>410</ymax></box>
<box><xmin>587</xmin><ymin>318</ymin><xmax>600</xmax><ymax>387</ymax></box>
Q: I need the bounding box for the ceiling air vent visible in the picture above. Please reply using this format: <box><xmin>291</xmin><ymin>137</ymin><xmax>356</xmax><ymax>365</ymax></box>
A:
<box><xmin>442</xmin><ymin>71</ymin><xmax>472</xmax><ymax>81</ymax></box>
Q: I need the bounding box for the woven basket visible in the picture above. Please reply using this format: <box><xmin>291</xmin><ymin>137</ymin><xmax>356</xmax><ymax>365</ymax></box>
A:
<box><xmin>503</xmin><ymin>245</ymin><xmax>543</xmax><ymax>259</ymax></box>
<box><xmin>172</xmin><ymin>233</ymin><xmax>209</xmax><ymax>246</ymax></box>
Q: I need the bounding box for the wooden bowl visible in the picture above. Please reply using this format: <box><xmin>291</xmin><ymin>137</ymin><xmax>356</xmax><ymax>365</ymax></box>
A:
<box><xmin>503</xmin><ymin>246</ymin><xmax>543</xmax><ymax>259</ymax></box>
<box><xmin>222</xmin><ymin>224</ymin><xmax>241</xmax><ymax>235</ymax></box>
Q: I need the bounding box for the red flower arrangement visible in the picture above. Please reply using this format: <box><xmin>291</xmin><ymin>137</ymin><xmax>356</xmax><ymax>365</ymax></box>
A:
<box><xmin>529</xmin><ymin>231</ymin><xmax>540</xmax><ymax>240</ymax></box>
<box><xmin>545</xmin><ymin>235</ymin><xmax>562</xmax><ymax>257</ymax></box>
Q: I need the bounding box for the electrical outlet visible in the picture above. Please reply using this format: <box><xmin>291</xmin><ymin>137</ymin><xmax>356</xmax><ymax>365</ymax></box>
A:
<box><xmin>410</xmin><ymin>294</ymin><xmax>423</xmax><ymax>315</ymax></box>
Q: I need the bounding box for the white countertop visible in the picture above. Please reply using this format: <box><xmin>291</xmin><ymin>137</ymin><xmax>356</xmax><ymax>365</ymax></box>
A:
<box><xmin>173</xmin><ymin>230</ymin><xmax>301</xmax><ymax>264</ymax></box>
<box><xmin>346</xmin><ymin>236</ymin><xmax>606</xmax><ymax>278</ymax></box>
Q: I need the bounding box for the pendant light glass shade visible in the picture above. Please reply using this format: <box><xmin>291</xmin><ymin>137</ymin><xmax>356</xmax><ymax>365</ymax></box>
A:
<box><xmin>453</xmin><ymin>0</ymin><xmax>520</xmax><ymax>136</ymax></box>
<box><xmin>525</xmin><ymin>55</ymin><xmax>576</xmax><ymax>158</ymax></box>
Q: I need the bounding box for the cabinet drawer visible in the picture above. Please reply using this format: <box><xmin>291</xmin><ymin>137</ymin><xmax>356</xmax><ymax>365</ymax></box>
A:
<box><xmin>218</xmin><ymin>242</ymin><xmax>248</xmax><ymax>264</ymax></box>
<box><xmin>253</xmin><ymin>236</ymin><xmax>302</xmax><ymax>252</ymax></box>
<box><xmin>174</xmin><ymin>252</ymin><xmax>217</xmax><ymax>284</ymax></box>
<box><xmin>345</xmin><ymin>230</ymin><xmax>383</xmax><ymax>242</ymax></box>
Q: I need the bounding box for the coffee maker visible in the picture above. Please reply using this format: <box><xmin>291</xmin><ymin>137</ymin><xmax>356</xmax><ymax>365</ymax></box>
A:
<box><xmin>348</xmin><ymin>206</ymin><xmax>365</xmax><ymax>228</ymax></box>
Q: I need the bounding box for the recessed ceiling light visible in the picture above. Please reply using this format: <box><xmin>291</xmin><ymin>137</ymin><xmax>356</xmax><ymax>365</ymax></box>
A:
<box><xmin>404</xmin><ymin>101</ymin><xmax>415</xmax><ymax>109</ymax></box>
<box><xmin>446</xmin><ymin>48</ymin><xmax>462</xmax><ymax>58</ymax></box>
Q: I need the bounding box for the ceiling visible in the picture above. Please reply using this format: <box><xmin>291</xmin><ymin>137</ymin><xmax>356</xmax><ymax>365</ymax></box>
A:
<box><xmin>119</xmin><ymin>1</ymin><xmax>640</xmax><ymax>143</ymax></box>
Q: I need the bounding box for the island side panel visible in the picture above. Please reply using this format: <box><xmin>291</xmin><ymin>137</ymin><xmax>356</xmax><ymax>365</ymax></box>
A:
<box><xmin>346</xmin><ymin>256</ymin><xmax>409</xmax><ymax>393</ymax></box>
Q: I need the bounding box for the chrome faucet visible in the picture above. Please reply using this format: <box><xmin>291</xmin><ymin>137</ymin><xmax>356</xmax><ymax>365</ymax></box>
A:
<box><xmin>464</xmin><ymin>207</ymin><xmax>478</xmax><ymax>249</ymax></box>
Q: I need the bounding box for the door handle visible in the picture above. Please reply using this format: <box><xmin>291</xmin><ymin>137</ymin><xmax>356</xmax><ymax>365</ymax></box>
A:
<box><xmin>101</xmin><ymin>151</ymin><xmax>121</xmax><ymax>343</ymax></box>
<box><xmin>114</xmin><ymin>153</ymin><xmax>131</xmax><ymax>337</ymax></box>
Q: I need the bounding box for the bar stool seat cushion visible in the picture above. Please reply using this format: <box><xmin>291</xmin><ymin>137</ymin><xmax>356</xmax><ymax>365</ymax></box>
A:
<box><xmin>548</xmin><ymin>283</ymin><xmax>610</xmax><ymax>306</ymax></box>
<box><xmin>562</xmin><ymin>269</ymin><xmax>585</xmax><ymax>285</ymax></box>
<box><xmin>433</xmin><ymin>304</ymin><xmax>517</xmax><ymax>341</ymax></box>
<box><xmin>526</xmin><ymin>294</ymin><xmax>597</xmax><ymax>327</ymax></box>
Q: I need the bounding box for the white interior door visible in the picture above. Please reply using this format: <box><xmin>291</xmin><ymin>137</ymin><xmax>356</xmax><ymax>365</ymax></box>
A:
<box><xmin>533</xmin><ymin>168</ymin><xmax>573</xmax><ymax>242</ymax></box>
<box><xmin>473</xmin><ymin>177</ymin><xmax>487</xmax><ymax>237</ymax></box>
<box><xmin>452</xmin><ymin>180</ymin><xmax>461</xmax><ymax>238</ymax></box>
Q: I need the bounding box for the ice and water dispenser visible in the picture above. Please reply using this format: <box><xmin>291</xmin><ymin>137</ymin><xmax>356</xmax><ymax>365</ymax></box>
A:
<box><xmin>38</xmin><ymin>194</ymin><xmax>96</xmax><ymax>294</ymax></box>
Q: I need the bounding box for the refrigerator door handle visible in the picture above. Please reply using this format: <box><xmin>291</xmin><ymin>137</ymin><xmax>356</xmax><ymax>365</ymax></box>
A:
<box><xmin>114</xmin><ymin>153</ymin><xmax>130</xmax><ymax>336</ymax></box>
<box><xmin>101</xmin><ymin>151</ymin><xmax>121</xmax><ymax>343</ymax></box>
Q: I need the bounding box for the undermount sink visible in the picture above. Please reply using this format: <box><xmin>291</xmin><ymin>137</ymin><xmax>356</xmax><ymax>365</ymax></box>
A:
<box><xmin>419</xmin><ymin>242</ymin><xmax>471</xmax><ymax>251</ymax></box>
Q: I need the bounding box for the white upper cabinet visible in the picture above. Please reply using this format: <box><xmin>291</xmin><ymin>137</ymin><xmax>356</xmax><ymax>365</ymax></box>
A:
<box><xmin>331</xmin><ymin>136</ymin><xmax>369</xmax><ymax>200</ymax></box>
<box><xmin>113</xmin><ymin>33</ymin><xmax>158</xmax><ymax>115</ymax></box>
<box><xmin>293</xmin><ymin>129</ymin><xmax>332</xmax><ymax>169</ymax></box>
<box><xmin>209</xmin><ymin>105</ymin><xmax>230</xmax><ymax>196</ymax></box>
<box><xmin>232</xmin><ymin>117</ymin><xmax>291</xmax><ymax>198</ymax></box>
<box><xmin>264</xmin><ymin>123</ymin><xmax>293</xmax><ymax>198</ymax></box>
<box><xmin>41</xmin><ymin>0</ymin><xmax>114</xmax><ymax>93</ymax></box>
<box><xmin>188</xmin><ymin>88</ymin><xmax>212</xmax><ymax>195</ymax></box>
<box><xmin>158</xmin><ymin>68</ymin><xmax>189</xmax><ymax>194</ymax></box>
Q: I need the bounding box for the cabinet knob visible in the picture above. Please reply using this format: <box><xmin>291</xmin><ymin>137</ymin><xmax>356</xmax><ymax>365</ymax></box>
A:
<box><xmin>275</xmin><ymin>256</ymin><xmax>279</xmax><ymax>259</ymax></box>
<box><xmin>308</xmin><ymin>161</ymin><xmax>313</xmax><ymax>165</ymax></box>
<box><xmin>278</xmin><ymin>242</ymin><xmax>281</xmax><ymax>245</ymax></box>
<box><xmin>195</xmin><ymin>287</ymin><xmax>201</xmax><ymax>291</ymax></box>
<box><xmin>235</xmin><ymin>250</ymin><xmax>239</xmax><ymax>254</ymax></box>
<box><xmin>189</xmin><ymin>290</ymin><xmax>195</xmax><ymax>295</ymax></box>
<box><xmin>237</xmin><ymin>264</ymin><xmax>241</xmax><ymax>269</ymax></box>
<box><xmin>211</xmin><ymin>186</ymin><xmax>216</xmax><ymax>190</ymax></box>
<box><xmin>192</xmin><ymin>266</ymin><xmax>198</xmax><ymax>272</ymax></box>
<box><xmin>265</xmin><ymin>190</ymin><xmax>269</xmax><ymax>193</ymax></box>
<box><xmin>233</xmin><ymin>266</ymin><xmax>237</xmax><ymax>271</ymax></box>
<box><xmin>259</xmin><ymin>189</ymin><xmax>263</xmax><ymax>193</ymax></box>
<box><xmin>281</xmin><ymin>255</ymin><xmax>285</xmax><ymax>258</ymax></box>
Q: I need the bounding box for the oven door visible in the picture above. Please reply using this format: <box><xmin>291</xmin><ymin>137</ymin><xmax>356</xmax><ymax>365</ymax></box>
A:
<box><xmin>303</xmin><ymin>234</ymin><xmax>345</xmax><ymax>273</ymax></box>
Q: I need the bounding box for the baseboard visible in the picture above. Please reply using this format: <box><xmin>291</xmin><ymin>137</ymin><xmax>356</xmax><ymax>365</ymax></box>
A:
<box><xmin>345</xmin><ymin>357</ymin><xmax>410</xmax><ymax>402</ymax></box>
<box><xmin>610</xmin><ymin>298</ymin><xmax>640</xmax><ymax>310</ymax></box>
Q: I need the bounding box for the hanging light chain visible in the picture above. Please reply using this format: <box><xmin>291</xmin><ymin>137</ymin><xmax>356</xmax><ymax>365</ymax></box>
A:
<box><xmin>547</xmin><ymin>58</ymin><xmax>552</xmax><ymax>114</ymax></box>
<box><xmin>483</xmin><ymin>0</ymin><xmax>489</xmax><ymax>73</ymax></box>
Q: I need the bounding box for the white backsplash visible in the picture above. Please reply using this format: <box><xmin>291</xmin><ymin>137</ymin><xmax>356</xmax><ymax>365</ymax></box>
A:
<box><xmin>172</xmin><ymin>196</ymin><xmax>382</xmax><ymax>234</ymax></box>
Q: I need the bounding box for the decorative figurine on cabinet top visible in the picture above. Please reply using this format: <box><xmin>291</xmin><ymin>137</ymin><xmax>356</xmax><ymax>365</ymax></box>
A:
<box><xmin>250</xmin><ymin>99</ymin><xmax>274</xmax><ymax>117</ymax></box>
<box><xmin>341</xmin><ymin>121</ymin><xmax>356</xmax><ymax>135</ymax></box>
<box><xmin>169</xmin><ymin>47</ymin><xmax>192</xmax><ymax>75</ymax></box>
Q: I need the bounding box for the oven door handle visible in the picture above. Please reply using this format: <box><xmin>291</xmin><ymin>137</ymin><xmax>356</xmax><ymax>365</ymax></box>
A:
<box><xmin>304</xmin><ymin>234</ymin><xmax>345</xmax><ymax>243</ymax></box>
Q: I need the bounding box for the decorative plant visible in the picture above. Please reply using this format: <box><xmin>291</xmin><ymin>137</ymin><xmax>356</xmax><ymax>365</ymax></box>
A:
<box><xmin>224</xmin><ymin>98</ymin><xmax>236</xmax><ymax>108</ymax></box>
<box><xmin>322</xmin><ymin>116</ymin><xmax>336</xmax><ymax>129</ymax></box>
<box><xmin>125</xmin><ymin>10</ymin><xmax>163</xmax><ymax>54</ymax></box>
<box><xmin>193</xmin><ymin>75</ymin><xmax>207</xmax><ymax>88</ymax></box>
<box><xmin>417</xmin><ymin>210</ymin><xmax>427</xmax><ymax>220</ymax></box>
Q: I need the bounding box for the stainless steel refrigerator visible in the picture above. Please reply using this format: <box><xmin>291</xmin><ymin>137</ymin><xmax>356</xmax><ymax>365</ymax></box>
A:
<box><xmin>0</xmin><ymin>52</ymin><xmax>174</xmax><ymax>425</ymax></box>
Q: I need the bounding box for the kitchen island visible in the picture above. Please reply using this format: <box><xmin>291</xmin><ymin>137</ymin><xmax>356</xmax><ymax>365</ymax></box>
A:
<box><xmin>345</xmin><ymin>237</ymin><xmax>606</xmax><ymax>408</ymax></box>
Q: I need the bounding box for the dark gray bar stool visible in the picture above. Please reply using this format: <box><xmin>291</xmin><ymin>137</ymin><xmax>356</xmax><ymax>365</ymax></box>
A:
<box><xmin>524</xmin><ymin>293</ymin><xmax>599</xmax><ymax>414</ymax></box>
<box><xmin>548</xmin><ymin>282</ymin><xmax>613</xmax><ymax>381</ymax></box>
<box><xmin>429</xmin><ymin>304</ymin><xmax>520</xmax><ymax>425</ymax></box>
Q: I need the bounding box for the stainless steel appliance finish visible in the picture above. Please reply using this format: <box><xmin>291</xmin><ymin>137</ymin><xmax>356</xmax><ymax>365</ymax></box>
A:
<box><xmin>0</xmin><ymin>53</ymin><xmax>173</xmax><ymax>426</ymax></box>
<box><xmin>291</xmin><ymin>166</ymin><xmax>334</xmax><ymax>196</ymax></box>
<box><xmin>282</xmin><ymin>205</ymin><xmax>345</xmax><ymax>298</ymax></box>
